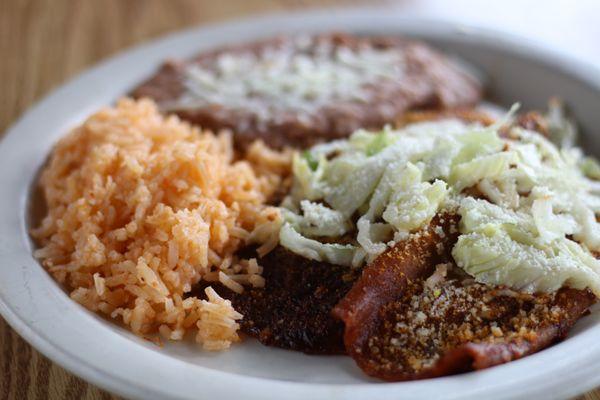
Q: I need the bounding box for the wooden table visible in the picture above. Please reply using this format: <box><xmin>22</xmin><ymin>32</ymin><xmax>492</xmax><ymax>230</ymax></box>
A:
<box><xmin>0</xmin><ymin>1</ymin><xmax>598</xmax><ymax>399</ymax></box>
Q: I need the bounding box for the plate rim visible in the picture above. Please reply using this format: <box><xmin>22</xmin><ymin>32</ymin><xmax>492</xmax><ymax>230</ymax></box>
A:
<box><xmin>2</xmin><ymin>7</ymin><xmax>600</xmax><ymax>400</ymax></box>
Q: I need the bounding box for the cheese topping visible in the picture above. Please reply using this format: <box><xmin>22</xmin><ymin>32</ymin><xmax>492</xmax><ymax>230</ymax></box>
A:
<box><xmin>166</xmin><ymin>36</ymin><xmax>406</xmax><ymax>120</ymax></box>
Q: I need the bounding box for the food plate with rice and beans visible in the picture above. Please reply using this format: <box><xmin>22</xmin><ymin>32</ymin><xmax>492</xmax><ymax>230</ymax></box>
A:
<box><xmin>2</xmin><ymin>9</ymin><xmax>600</xmax><ymax>400</ymax></box>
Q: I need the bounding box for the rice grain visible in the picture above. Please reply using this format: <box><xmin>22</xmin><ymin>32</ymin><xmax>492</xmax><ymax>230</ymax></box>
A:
<box><xmin>32</xmin><ymin>98</ymin><xmax>290</xmax><ymax>349</ymax></box>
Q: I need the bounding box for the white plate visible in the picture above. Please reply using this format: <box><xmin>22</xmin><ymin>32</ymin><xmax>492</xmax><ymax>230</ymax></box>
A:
<box><xmin>2</xmin><ymin>8</ymin><xmax>600</xmax><ymax>400</ymax></box>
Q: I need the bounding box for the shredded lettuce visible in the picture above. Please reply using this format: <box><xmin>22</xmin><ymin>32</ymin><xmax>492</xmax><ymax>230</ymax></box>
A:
<box><xmin>356</xmin><ymin>218</ymin><xmax>390</xmax><ymax>259</ymax></box>
<box><xmin>291</xmin><ymin>152</ymin><xmax>326</xmax><ymax>201</ymax></box>
<box><xmin>324</xmin><ymin>155</ymin><xmax>386</xmax><ymax>217</ymax></box>
<box><xmin>572</xmin><ymin>199</ymin><xmax>600</xmax><ymax>250</ymax></box>
<box><xmin>531</xmin><ymin>194</ymin><xmax>578</xmax><ymax>244</ymax></box>
<box><xmin>458</xmin><ymin>197</ymin><xmax>577</xmax><ymax>248</ymax></box>
<box><xmin>382</xmin><ymin>163</ymin><xmax>447</xmax><ymax>232</ymax></box>
<box><xmin>453</xmin><ymin>231</ymin><xmax>600</xmax><ymax>295</ymax></box>
<box><xmin>278</xmin><ymin>107</ymin><xmax>600</xmax><ymax>297</ymax></box>
<box><xmin>354</xmin><ymin>160</ymin><xmax>409</xmax><ymax>259</ymax></box>
<box><xmin>419</xmin><ymin>136</ymin><xmax>461</xmax><ymax>181</ymax></box>
<box><xmin>363</xmin><ymin>160</ymin><xmax>409</xmax><ymax>219</ymax></box>
<box><xmin>580</xmin><ymin>157</ymin><xmax>600</xmax><ymax>180</ymax></box>
<box><xmin>456</xmin><ymin>197</ymin><xmax>600</xmax><ymax>295</ymax></box>
<box><xmin>287</xmin><ymin>200</ymin><xmax>351</xmax><ymax>237</ymax></box>
<box><xmin>545</xmin><ymin>98</ymin><xmax>578</xmax><ymax>148</ymax></box>
<box><xmin>302</xmin><ymin>150</ymin><xmax>319</xmax><ymax>171</ymax></box>
<box><xmin>279</xmin><ymin>223</ymin><xmax>358</xmax><ymax>267</ymax></box>
<box><xmin>349</xmin><ymin>126</ymin><xmax>400</xmax><ymax>156</ymax></box>
<box><xmin>450</xmin><ymin>151</ymin><xmax>518</xmax><ymax>191</ymax></box>
<box><xmin>451</xmin><ymin>128</ymin><xmax>504</xmax><ymax>166</ymax></box>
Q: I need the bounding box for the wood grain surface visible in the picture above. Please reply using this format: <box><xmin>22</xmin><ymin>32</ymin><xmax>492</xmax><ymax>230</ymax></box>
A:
<box><xmin>0</xmin><ymin>1</ymin><xmax>598</xmax><ymax>399</ymax></box>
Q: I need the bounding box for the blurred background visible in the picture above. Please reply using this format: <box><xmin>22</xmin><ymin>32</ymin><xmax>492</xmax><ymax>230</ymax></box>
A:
<box><xmin>3</xmin><ymin>0</ymin><xmax>600</xmax><ymax>135</ymax></box>
<box><xmin>1</xmin><ymin>0</ymin><xmax>600</xmax><ymax>398</ymax></box>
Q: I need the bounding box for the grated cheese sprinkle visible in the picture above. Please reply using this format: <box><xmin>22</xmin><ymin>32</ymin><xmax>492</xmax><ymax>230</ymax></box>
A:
<box><xmin>166</xmin><ymin>36</ymin><xmax>406</xmax><ymax>121</ymax></box>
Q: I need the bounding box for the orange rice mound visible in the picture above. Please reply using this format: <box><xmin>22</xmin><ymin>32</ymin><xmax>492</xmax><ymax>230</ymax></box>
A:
<box><xmin>32</xmin><ymin>98</ymin><xmax>290</xmax><ymax>349</ymax></box>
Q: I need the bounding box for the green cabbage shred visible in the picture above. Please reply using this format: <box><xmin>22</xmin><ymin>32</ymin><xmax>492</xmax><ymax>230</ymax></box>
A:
<box><xmin>277</xmin><ymin>107</ymin><xmax>600</xmax><ymax>296</ymax></box>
